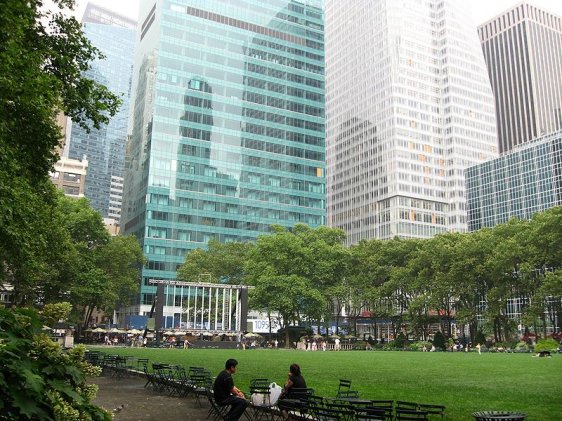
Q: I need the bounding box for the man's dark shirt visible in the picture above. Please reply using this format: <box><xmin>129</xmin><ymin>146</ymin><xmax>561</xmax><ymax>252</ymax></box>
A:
<box><xmin>213</xmin><ymin>370</ymin><xmax>234</xmax><ymax>403</ymax></box>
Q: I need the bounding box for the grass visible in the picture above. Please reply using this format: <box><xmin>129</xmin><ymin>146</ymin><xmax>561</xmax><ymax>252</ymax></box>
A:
<box><xmin>90</xmin><ymin>346</ymin><xmax>562</xmax><ymax>420</ymax></box>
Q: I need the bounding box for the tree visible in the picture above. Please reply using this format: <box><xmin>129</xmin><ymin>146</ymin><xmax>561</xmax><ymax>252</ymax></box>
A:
<box><xmin>484</xmin><ymin>218</ymin><xmax>530</xmax><ymax>342</ymax></box>
<box><xmin>432</xmin><ymin>331</ymin><xmax>446</xmax><ymax>351</ymax></box>
<box><xmin>523</xmin><ymin>207</ymin><xmax>562</xmax><ymax>336</ymax></box>
<box><xmin>251</xmin><ymin>274</ymin><xmax>325</xmax><ymax>347</ymax></box>
<box><xmin>245</xmin><ymin>225</ymin><xmax>331</xmax><ymax>346</ymax></box>
<box><xmin>177</xmin><ymin>240</ymin><xmax>253</xmax><ymax>284</ymax></box>
<box><xmin>78</xmin><ymin>235</ymin><xmax>144</xmax><ymax>328</ymax></box>
<box><xmin>411</xmin><ymin>233</ymin><xmax>464</xmax><ymax>339</ymax></box>
<box><xmin>4</xmin><ymin>190</ymin><xmax>144</xmax><ymax>329</ymax></box>
<box><xmin>453</xmin><ymin>229</ymin><xmax>495</xmax><ymax>343</ymax></box>
<box><xmin>0</xmin><ymin>0</ymin><xmax>120</xmax><ymax>297</ymax></box>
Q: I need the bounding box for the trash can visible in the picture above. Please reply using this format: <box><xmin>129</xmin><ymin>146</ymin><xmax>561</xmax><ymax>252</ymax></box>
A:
<box><xmin>472</xmin><ymin>411</ymin><xmax>527</xmax><ymax>421</ymax></box>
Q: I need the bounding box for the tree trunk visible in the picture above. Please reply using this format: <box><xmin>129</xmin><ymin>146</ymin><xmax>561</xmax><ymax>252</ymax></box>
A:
<box><xmin>284</xmin><ymin>322</ymin><xmax>291</xmax><ymax>349</ymax></box>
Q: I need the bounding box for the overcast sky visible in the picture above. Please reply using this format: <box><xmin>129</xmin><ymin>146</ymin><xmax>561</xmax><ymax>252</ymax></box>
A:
<box><xmin>68</xmin><ymin>0</ymin><xmax>562</xmax><ymax>27</ymax></box>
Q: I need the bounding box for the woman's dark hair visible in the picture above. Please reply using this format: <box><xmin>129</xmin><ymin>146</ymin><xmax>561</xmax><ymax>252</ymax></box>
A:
<box><xmin>225</xmin><ymin>358</ymin><xmax>238</xmax><ymax>369</ymax></box>
<box><xmin>289</xmin><ymin>363</ymin><xmax>301</xmax><ymax>376</ymax></box>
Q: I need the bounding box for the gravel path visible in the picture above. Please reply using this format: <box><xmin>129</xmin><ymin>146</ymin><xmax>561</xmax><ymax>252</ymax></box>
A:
<box><xmin>91</xmin><ymin>375</ymin><xmax>211</xmax><ymax>420</ymax></box>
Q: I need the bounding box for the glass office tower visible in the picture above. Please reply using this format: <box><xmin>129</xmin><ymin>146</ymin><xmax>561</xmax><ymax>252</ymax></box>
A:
<box><xmin>325</xmin><ymin>0</ymin><xmax>498</xmax><ymax>245</ymax></box>
<box><xmin>466</xmin><ymin>131</ymin><xmax>562</xmax><ymax>231</ymax></box>
<box><xmin>122</xmin><ymin>0</ymin><xmax>325</xmax><ymax>316</ymax></box>
<box><xmin>66</xmin><ymin>4</ymin><xmax>136</xmax><ymax>225</ymax></box>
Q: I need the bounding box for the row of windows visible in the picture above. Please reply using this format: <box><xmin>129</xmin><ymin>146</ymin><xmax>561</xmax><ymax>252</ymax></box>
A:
<box><xmin>164</xmin><ymin>107</ymin><xmax>325</xmax><ymax>147</ymax></box>
<box><xmin>148</xmin><ymin>195</ymin><xmax>325</xmax><ymax>216</ymax></box>
<box><xmin>176</xmin><ymin>95</ymin><xmax>324</xmax><ymax>133</ymax></box>
<box><xmin>149</xmin><ymin>177</ymin><xmax>324</xmax><ymax>207</ymax></box>
<box><xmin>145</xmin><ymin>212</ymin><xmax>322</xmax><ymax>239</ymax></box>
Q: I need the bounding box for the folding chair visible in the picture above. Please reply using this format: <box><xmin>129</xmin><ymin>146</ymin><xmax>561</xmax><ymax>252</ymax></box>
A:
<box><xmin>396</xmin><ymin>401</ymin><xmax>419</xmax><ymax>411</ymax></box>
<box><xmin>360</xmin><ymin>400</ymin><xmax>394</xmax><ymax>421</ymax></box>
<box><xmin>355</xmin><ymin>411</ymin><xmax>387</xmax><ymax>421</ymax></box>
<box><xmin>418</xmin><ymin>404</ymin><xmax>445</xmax><ymax>420</ymax></box>
<box><xmin>206</xmin><ymin>387</ymin><xmax>229</xmax><ymax>421</ymax></box>
<box><xmin>336</xmin><ymin>380</ymin><xmax>359</xmax><ymax>399</ymax></box>
<box><xmin>395</xmin><ymin>409</ymin><xmax>429</xmax><ymax>421</ymax></box>
<box><xmin>190</xmin><ymin>370</ymin><xmax>213</xmax><ymax>407</ymax></box>
<box><xmin>249</xmin><ymin>381</ymin><xmax>277</xmax><ymax>421</ymax></box>
<box><xmin>314</xmin><ymin>406</ymin><xmax>355</xmax><ymax>421</ymax></box>
<box><xmin>324</xmin><ymin>401</ymin><xmax>354</xmax><ymax>421</ymax></box>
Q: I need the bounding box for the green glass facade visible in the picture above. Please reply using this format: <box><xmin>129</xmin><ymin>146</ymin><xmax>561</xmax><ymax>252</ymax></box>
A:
<box><xmin>122</xmin><ymin>0</ymin><xmax>325</xmax><ymax>314</ymax></box>
<box><xmin>466</xmin><ymin>131</ymin><xmax>562</xmax><ymax>231</ymax></box>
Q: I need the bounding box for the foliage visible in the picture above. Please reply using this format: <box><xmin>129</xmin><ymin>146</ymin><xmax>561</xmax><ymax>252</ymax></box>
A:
<box><xmin>177</xmin><ymin>240</ymin><xmax>253</xmax><ymax>284</ymax></box>
<box><xmin>514</xmin><ymin>342</ymin><xmax>530</xmax><ymax>352</ymax></box>
<box><xmin>534</xmin><ymin>338</ymin><xmax>559</xmax><ymax>352</ymax></box>
<box><xmin>0</xmin><ymin>0</ymin><xmax>120</xmax><ymax>304</ymax></box>
<box><xmin>0</xmin><ymin>306</ymin><xmax>109</xmax><ymax>420</ymax></box>
<box><xmin>104</xmin><ymin>347</ymin><xmax>562</xmax><ymax>421</ymax></box>
<box><xmin>194</xmin><ymin>206</ymin><xmax>561</xmax><ymax>342</ymax></box>
<box><xmin>432</xmin><ymin>331</ymin><xmax>446</xmax><ymax>350</ymax></box>
<box><xmin>394</xmin><ymin>332</ymin><xmax>406</xmax><ymax>349</ymax></box>
<box><xmin>42</xmin><ymin>302</ymin><xmax>72</xmax><ymax>327</ymax></box>
<box><xmin>246</xmin><ymin>225</ymin><xmax>346</xmax><ymax>345</ymax></box>
<box><xmin>3</xmin><ymin>190</ymin><xmax>143</xmax><ymax>328</ymax></box>
<box><xmin>475</xmin><ymin>331</ymin><xmax>486</xmax><ymax>346</ymax></box>
<box><xmin>409</xmin><ymin>341</ymin><xmax>432</xmax><ymax>351</ymax></box>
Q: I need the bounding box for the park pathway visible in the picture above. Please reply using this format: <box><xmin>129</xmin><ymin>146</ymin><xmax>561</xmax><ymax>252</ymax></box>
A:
<box><xmin>92</xmin><ymin>375</ymin><xmax>210</xmax><ymax>420</ymax></box>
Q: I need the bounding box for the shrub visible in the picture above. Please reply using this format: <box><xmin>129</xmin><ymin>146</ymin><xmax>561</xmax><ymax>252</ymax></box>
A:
<box><xmin>432</xmin><ymin>331</ymin><xmax>446</xmax><ymax>350</ymax></box>
<box><xmin>515</xmin><ymin>341</ymin><xmax>530</xmax><ymax>353</ymax></box>
<box><xmin>410</xmin><ymin>341</ymin><xmax>431</xmax><ymax>351</ymax></box>
<box><xmin>382</xmin><ymin>342</ymin><xmax>395</xmax><ymax>351</ymax></box>
<box><xmin>534</xmin><ymin>338</ymin><xmax>559</xmax><ymax>352</ymax></box>
<box><xmin>394</xmin><ymin>333</ymin><xmax>406</xmax><ymax>349</ymax></box>
<box><xmin>475</xmin><ymin>331</ymin><xmax>486</xmax><ymax>347</ymax></box>
<box><xmin>0</xmin><ymin>306</ymin><xmax>110</xmax><ymax>420</ymax></box>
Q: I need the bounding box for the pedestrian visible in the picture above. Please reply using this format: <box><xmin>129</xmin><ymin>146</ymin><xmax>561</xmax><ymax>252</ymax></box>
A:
<box><xmin>476</xmin><ymin>343</ymin><xmax>482</xmax><ymax>355</ymax></box>
<box><xmin>334</xmin><ymin>337</ymin><xmax>341</xmax><ymax>351</ymax></box>
<box><xmin>213</xmin><ymin>359</ymin><xmax>248</xmax><ymax>421</ymax></box>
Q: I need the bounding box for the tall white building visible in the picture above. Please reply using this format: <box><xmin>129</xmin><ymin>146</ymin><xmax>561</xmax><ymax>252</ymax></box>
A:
<box><xmin>325</xmin><ymin>0</ymin><xmax>498</xmax><ymax>244</ymax></box>
<box><xmin>479</xmin><ymin>2</ymin><xmax>562</xmax><ymax>154</ymax></box>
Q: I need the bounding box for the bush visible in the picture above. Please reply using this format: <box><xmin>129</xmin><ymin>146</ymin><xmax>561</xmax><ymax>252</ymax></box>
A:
<box><xmin>432</xmin><ymin>331</ymin><xmax>446</xmax><ymax>351</ymax></box>
<box><xmin>475</xmin><ymin>331</ymin><xmax>486</xmax><ymax>347</ymax></box>
<box><xmin>394</xmin><ymin>333</ymin><xmax>406</xmax><ymax>349</ymax></box>
<box><xmin>515</xmin><ymin>342</ymin><xmax>530</xmax><ymax>353</ymax></box>
<box><xmin>534</xmin><ymin>338</ymin><xmax>559</xmax><ymax>352</ymax></box>
<box><xmin>0</xmin><ymin>306</ymin><xmax>110</xmax><ymax>420</ymax></box>
<box><xmin>410</xmin><ymin>341</ymin><xmax>431</xmax><ymax>351</ymax></box>
<box><xmin>382</xmin><ymin>342</ymin><xmax>396</xmax><ymax>351</ymax></box>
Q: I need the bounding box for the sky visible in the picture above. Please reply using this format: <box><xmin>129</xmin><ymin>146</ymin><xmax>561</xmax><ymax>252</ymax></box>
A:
<box><xmin>66</xmin><ymin>0</ymin><xmax>562</xmax><ymax>26</ymax></box>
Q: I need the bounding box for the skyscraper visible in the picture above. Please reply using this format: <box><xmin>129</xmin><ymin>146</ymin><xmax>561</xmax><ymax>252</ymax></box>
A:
<box><xmin>122</xmin><ymin>0</ymin><xmax>325</xmax><ymax>318</ymax></box>
<box><xmin>66</xmin><ymin>4</ymin><xmax>136</xmax><ymax>225</ymax></box>
<box><xmin>478</xmin><ymin>2</ymin><xmax>562</xmax><ymax>154</ymax></box>
<box><xmin>325</xmin><ymin>0</ymin><xmax>497</xmax><ymax>245</ymax></box>
<box><xmin>466</xmin><ymin>131</ymin><xmax>562</xmax><ymax>231</ymax></box>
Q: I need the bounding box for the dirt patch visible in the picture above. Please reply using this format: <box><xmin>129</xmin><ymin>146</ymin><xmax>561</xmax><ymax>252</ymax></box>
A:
<box><xmin>91</xmin><ymin>375</ymin><xmax>210</xmax><ymax>420</ymax></box>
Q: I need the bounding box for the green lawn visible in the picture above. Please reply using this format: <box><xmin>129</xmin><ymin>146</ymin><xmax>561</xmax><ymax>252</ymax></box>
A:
<box><xmin>90</xmin><ymin>347</ymin><xmax>562</xmax><ymax>420</ymax></box>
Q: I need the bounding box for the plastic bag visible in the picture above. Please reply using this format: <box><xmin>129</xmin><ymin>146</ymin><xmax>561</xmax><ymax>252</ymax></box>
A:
<box><xmin>269</xmin><ymin>382</ymin><xmax>283</xmax><ymax>405</ymax></box>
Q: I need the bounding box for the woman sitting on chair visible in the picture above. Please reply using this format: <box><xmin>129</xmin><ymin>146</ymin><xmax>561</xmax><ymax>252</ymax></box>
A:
<box><xmin>278</xmin><ymin>363</ymin><xmax>307</xmax><ymax>420</ymax></box>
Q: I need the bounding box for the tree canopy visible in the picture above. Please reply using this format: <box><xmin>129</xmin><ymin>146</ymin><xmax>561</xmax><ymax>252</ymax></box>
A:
<box><xmin>1</xmin><ymin>0</ymin><xmax>120</xmax><ymax>294</ymax></box>
<box><xmin>0</xmin><ymin>0</ymin><xmax>140</xmax><ymax>328</ymax></box>
<box><xmin>178</xmin><ymin>208</ymin><xmax>562</xmax><ymax>344</ymax></box>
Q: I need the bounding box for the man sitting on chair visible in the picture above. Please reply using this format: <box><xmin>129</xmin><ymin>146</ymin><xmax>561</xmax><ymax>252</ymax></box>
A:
<box><xmin>213</xmin><ymin>359</ymin><xmax>248</xmax><ymax>421</ymax></box>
